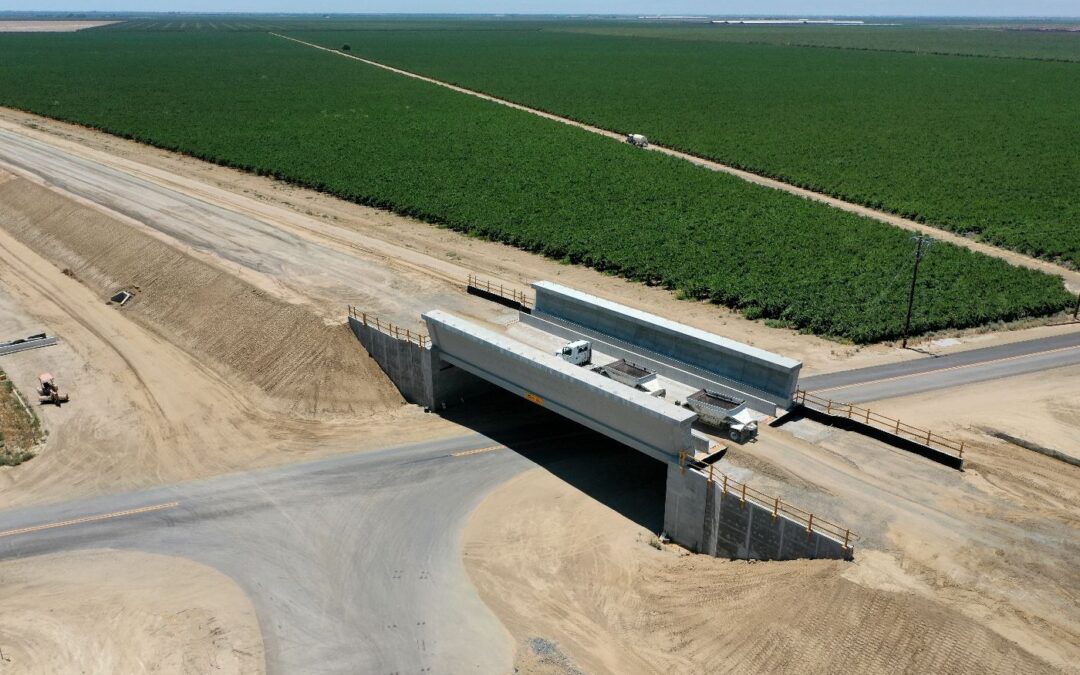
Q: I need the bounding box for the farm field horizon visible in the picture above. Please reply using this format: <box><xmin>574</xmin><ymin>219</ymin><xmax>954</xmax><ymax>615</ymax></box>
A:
<box><xmin>0</xmin><ymin>21</ymin><xmax>1075</xmax><ymax>342</ymax></box>
<box><xmin>2</xmin><ymin>13</ymin><xmax>1080</xmax><ymax>675</ymax></box>
<box><xmin>294</xmin><ymin>26</ymin><xmax>1080</xmax><ymax>269</ymax></box>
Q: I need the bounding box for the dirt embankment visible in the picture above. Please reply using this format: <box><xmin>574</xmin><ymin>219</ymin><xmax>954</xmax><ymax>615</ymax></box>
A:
<box><xmin>0</xmin><ymin>549</ymin><xmax>264</xmax><ymax>674</ymax></box>
<box><xmin>5</xmin><ymin>108</ymin><xmax>1075</xmax><ymax>378</ymax></box>
<box><xmin>0</xmin><ymin>177</ymin><xmax>401</xmax><ymax>417</ymax></box>
<box><xmin>464</xmin><ymin>458</ymin><xmax>1066</xmax><ymax>674</ymax></box>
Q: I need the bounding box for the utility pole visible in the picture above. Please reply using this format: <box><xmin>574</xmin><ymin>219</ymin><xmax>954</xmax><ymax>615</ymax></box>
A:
<box><xmin>901</xmin><ymin>235</ymin><xmax>934</xmax><ymax>349</ymax></box>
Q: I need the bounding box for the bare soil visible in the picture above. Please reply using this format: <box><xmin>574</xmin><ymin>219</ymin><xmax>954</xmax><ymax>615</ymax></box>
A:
<box><xmin>0</xmin><ymin>107</ymin><xmax>1077</xmax><ymax>675</ymax></box>
<box><xmin>0</xmin><ymin>548</ymin><xmax>264</xmax><ymax>674</ymax></box>
<box><xmin>0</xmin><ymin>21</ymin><xmax>118</xmax><ymax>32</ymax></box>
<box><xmin>871</xmin><ymin>363</ymin><xmax>1080</xmax><ymax>464</ymax></box>
<box><xmin>0</xmin><ymin>176</ymin><xmax>402</xmax><ymax>417</ymax></box>
<box><xmin>0</xmin><ymin>179</ymin><xmax>457</xmax><ymax>509</ymax></box>
<box><xmin>464</xmin><ymin>458</ymin><xmax>1070</xmax><ymax>674</ymax></box>
<box><xmin>1</xmin><ymin>108</ymin><xmax>1073</xmax><ymax>376</ymax></box>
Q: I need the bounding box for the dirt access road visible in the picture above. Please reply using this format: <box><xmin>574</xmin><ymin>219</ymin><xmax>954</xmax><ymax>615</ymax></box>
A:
<box><xmin>1</xmin><ymin>107</ymin><xmax>1073</xmax><ymax>376</ymax></box>
<box><xmin>273</xmin><ymin>33</ymin><xmax>1080</xmax><ymax>294</ymax></box>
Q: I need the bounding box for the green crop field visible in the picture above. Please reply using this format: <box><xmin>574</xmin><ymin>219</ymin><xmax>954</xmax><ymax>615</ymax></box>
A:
<box><xmin>296</xmin><ymin>28</ymin><xmax>1080</xmax><ymax>268</ymax></box>
<box><xmin>556</xmin><ymin>20</ymin><xmax>1080</xmax><ymax>62</ymax></box>
<box><xmin>0</xmin><ymin>29</ymin><xmax>1071</xmax><ymax>342</ymax></box>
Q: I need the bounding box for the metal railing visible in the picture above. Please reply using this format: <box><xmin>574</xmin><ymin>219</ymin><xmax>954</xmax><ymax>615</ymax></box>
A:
<box><xmin>681</xmin><ymin>452</ymin><xmax>858</xmax><ymax>551</ymax></box>
<box><xmin>794</xmin><ymin>390</ymin><xmax>964</xmax><ymax>459</ymax></box>
<box><xmin>466</xmin><ymin>274</ymin><xmax>532</xmax><ymax>309</ymax></box>
<box><xmin>347</xmin><ymin>306</ymin><xmax>430</xmax><ymax>348</ymax></box>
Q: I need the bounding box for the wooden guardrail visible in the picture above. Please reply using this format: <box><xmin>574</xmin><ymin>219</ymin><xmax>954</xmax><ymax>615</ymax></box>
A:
<box><xmin>794</xmin><ymin>390</ymin><xmax>964</xmax><ymax>459</ymax></box>
<box><xmin>466</xmin><ymin>274</ymin><xmax>532</xmax><ymax>310</ymax></box>
<box><xmin>680</xmin><ymin>452</ymin><xmax>857</xmax><ymax>551</ymax></box>
<box><xmin>348</xmin><ymin>306</ymin><xmax>430</xmax><ymax>348</ymax></box>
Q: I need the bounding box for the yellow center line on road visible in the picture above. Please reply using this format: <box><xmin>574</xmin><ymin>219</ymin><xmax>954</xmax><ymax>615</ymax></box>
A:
<box><xmin>451</xmin><ymin>446</ymin><xmax>505</xmax><ymax>458</ymax></box>
<box><xmin>0</xmin><ymin>501</ymin><xmax>180</xmax><ymax>539</ymax></box>
<box><xmin>812</xmin><ymin>344</ymin><xmax>1080</xmax><ymax>395</ymax></box>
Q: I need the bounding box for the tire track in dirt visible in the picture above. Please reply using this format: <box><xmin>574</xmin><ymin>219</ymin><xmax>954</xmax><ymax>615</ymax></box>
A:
<box><xmin>272</xmin><ymin>32</ymin><xmax>1080</xmax><ymax>293</ymax></box>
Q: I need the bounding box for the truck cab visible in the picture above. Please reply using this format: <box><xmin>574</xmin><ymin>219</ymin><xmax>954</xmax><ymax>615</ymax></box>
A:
<box><xmin>556</xmin><ymin>340</ymin><xmax>592</xmax><ymax>366</ymax></box>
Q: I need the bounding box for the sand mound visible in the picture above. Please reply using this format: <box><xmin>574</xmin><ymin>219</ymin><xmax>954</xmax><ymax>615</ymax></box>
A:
<box><xmin>0</xmin><ymin>549</ymin><xmax>264</xmax><ymax>674</ymax></box>
<box><xmin>0</xmin><ymin>178</ymin><xmax>401</xmax><ymax>416</ymax></box>
<box><xmin>463</xmin><ymin>460</ymin><xmax>1058</xmax><ymax>674</ymax></box>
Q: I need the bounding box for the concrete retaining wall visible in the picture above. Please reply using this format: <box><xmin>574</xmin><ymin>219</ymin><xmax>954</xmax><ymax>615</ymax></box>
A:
<box><xmin>664</xmin><ymin>464</ymin><xmax>852</xmax><ymax>561</ymax></box>
<box><xmin>349</xmin><ymin>316</ymin><xmax>492</xmax><ymax>409</ymax></box>
<box><xmin>532</xmin><ymin>282</ymin><xmax>801</xmax><ymax>409</ymax></box>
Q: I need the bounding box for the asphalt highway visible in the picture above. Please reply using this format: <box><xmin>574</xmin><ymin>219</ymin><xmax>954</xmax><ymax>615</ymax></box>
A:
<box><xmin>0</xmin><ymin>432</ymin><xmax>538</xmax><ymax>675</ymax></box>
<box><xmin>800</xmin><ymin>330</ymin><xmax>1080</xmax><ymax>403</ymax></box>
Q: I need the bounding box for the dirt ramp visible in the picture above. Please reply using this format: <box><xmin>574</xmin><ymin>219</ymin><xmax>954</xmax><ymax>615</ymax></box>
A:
<box><xmin>0</xmin><ymin>178</ymin><xmax>401</xmax><ymax>416</ymax></box>
<box><xmin>464</xmin><ymin>463</ymin><xmax>1059</xmax><ymax>674</ymax></box>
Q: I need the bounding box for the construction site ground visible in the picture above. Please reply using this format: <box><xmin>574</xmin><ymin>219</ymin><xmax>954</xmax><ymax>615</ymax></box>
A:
<box><xmin>0</xmin><ymin>107</ymin><xmax>1077</xmax><ymax>674</ymax></box>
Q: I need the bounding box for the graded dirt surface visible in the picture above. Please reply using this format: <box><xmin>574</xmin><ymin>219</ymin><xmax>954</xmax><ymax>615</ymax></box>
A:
<box><xmin>0</xmin><ymin>21</ymin><xmax>118</xmax><ymax>32</ymax></box>
<box><xmin>0</xmin><ymin>172</ymin><xmax>457</xmax><ymax>510</ymax></box>
<box><xmin>0</xmin><ymin>548</ymin><xmax>264</xmax><ymax>674</ymax></box>
<box><xmin>0</xmin><ymin>175</ymin><xmax>402</xmax><ymax>416</ymax></box>
<box><xmin>871</xmin><ymin>363</ymin><xmax>1080</xmax><ymax>463</ymax></box>
<box><xmin>464</xmin><ymin>453</ymin><xmax>1073</xmax><ymax>674</ymax></box>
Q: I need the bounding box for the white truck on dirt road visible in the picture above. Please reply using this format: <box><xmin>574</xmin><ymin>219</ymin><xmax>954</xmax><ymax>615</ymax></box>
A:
<box><xmin>626</xmin><ymin>133</ymin><xmax>649</xmax><ymax>148</ymax></box>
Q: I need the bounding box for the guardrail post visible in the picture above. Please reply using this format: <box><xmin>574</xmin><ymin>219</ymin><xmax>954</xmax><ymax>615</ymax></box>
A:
<box><xmin>806</xmin><ymin>513</ymin><xmax>814</xmax><ymax>537</ymax></box>
<box><xmin>865</xmin><ymin>408</ymin><xmax>871</xmax><ymax>424</ymax></box>
<box><xmin>826</xmin><ymin>400</ymin><xmax>832</xmax><ymax>415</ymax></box>
<box><xmin>772</xmin><ymin>497</ymin><xmax>779</xmax><ymax>521</ymax></box>
<box><xmin>958</xmin><ymin>441</ymin><xmax>964</xmax><ymax>458</ymax></box>
<box><xmin>740</xmin><ymin>483</ymin><xmax>747</xmax><ymax>508</ymax></box>
<box><xmin>679</xmin><ymin>451</ymin><xmax>686</xmax><ymax>475</ymax></box>
<box><xmin>708</xmin><ymin>463</ymin><xmax>714</xmax><ymax>485</ymax></box>
<box><xmin>925</xmin><ymin>429</ymin><xmax>932</xmax><ymax>445</ymax></box>
<box><xmin>842</xmin><ymin>529</ymin><xmax>851</xmax><ymax>551</ymax></box>
<box><xmin>895</xmin><ymin>418</ymin><xmax>901</xmax><ymax>434</ymax></box>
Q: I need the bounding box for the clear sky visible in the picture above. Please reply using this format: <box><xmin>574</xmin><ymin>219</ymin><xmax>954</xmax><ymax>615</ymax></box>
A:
<box><xmin>3</xmin><ymin>1</ymin><xmax>1079</xmax><ymax>17</ymax></box>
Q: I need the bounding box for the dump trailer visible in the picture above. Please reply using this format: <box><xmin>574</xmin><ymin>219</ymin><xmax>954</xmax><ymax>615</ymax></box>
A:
<box><xmin>686</xmin><ymin>389</ymin><xmax>757</xmax><ymax>442</ymax></box>
<box><xmin>626</xmin><ymin>133</ymin><xmax>649</xmax><ymax>148</ymax></box>
<box><xmin>595</xmin><ymin>359</ymin><xmax>666</xmax><ymax>397</ymax></box>
<box><xmin>38</xmin><ymin>373</ymin><xmax>69</xmax><ymax>406</ymax></box>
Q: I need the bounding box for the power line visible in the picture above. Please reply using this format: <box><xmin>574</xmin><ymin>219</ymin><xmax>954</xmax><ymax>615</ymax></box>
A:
<box><xmin>901</xmin><ymin>235</ymin><xmax>935</xmax><ymax>349</ymax></box>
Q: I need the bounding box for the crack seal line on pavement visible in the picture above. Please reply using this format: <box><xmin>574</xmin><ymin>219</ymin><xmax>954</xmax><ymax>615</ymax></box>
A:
<box><xmin>0</xmin><ymin>501</ymin><xmax>180</xmax><ymax>539</ymax></box>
